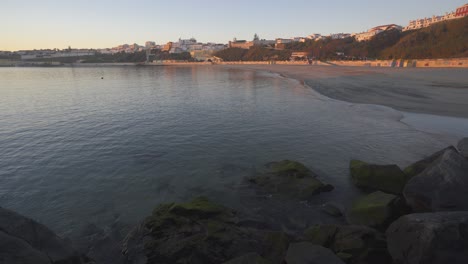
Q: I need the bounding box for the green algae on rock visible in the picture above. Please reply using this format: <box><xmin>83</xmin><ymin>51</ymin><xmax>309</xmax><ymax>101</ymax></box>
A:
<box><xmin>304</xmin><ymin>224</ymin><xmax>392</xmax><ymax>264</ymax></box>
<box><xmin>347</xmin><ymin>191</ymin><xmax>407</xmax><ymax>229</ymax></box>
<box><xmin>350</xmin><ymin>160</ymin><xmax>409</xmax><ymax>194</ymax></box>
<box><xmin>248</xmin><ymin>160</ymin><xmax>333</xmax><ymax>200</ymax></box>
<box><xmin>124</xmin><ymin>197</ymin><xmax>291</xmax><ymax>264</ymax></box>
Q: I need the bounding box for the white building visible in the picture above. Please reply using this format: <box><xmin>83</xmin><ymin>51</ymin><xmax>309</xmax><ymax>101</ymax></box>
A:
<box><xmin>403</xmin><ymin>12</ymin><xmax>458</xmax><ymax>31</ymax></box>
<box><xmin>354</xmin><ymin>24</ymin><xmax>402</xmax><ymax>42</ymax></box>
<box><xmin>329</xmin><ymin>33</ymin><xmax>352</xmax><ymax>39</ymax></box>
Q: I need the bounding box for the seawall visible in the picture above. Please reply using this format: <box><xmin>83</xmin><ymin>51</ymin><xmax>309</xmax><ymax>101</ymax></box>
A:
<box><xmin>328</xmin><ymin>58</ymin><xmax>468</xmax><ymax>68</ymax></box>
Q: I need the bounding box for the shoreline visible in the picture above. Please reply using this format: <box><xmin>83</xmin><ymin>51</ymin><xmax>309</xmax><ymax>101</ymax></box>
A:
<box><xmin>219</xmin><ymin>64</ymin><xmax>468</xmax><ymax>119</ymax></box>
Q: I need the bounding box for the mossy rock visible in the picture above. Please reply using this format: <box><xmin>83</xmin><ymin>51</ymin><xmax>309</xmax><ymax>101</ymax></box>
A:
<box><xmin>304</xmin><ymin>224</ymin><xmax>391</xmax><ymax>264</ymax></box>
<box><xmin>347</xmin><ymin>191</ymin><xmax>401</xmax><ymax>229</ymax></box>
<box><xmin>320</xmin><ymin>202</ymin><xmax>344</xmax><ymax>217</ymax></box>
<box><xmin>269</xmin><ymin>160</ymin><xmax>311</xmax><ymax>178</ymax></box>
<box><xmin>249</xmin><ymin>160</ymin><xmax>333</xmax><ymax>200</ymax></box>
<box><xmin>139</xmin><ymin>197</ymin><xmax>290</xmax><ymax>264</ymax></box>
<box><xmin>350</xmin><ymin>160</ymin><xmax>408</xmax><ymax>194</ymax></box>
<box><xmin>403</xmin><ymin>146</ymin><xmax>457</xmax><ymax>178</ymax></box>
<box><xmin>168</xmin><ymin>196</ymin><xmax>226</xmax><ymax>218</ymax></box>
<box><xmin>304</xmin><ymin>224</ymin><xmax>339</xmax><ymax>247</ymax></box>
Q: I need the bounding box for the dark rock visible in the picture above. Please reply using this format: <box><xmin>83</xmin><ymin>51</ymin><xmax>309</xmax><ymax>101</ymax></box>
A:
<box><xmin>403</xmin><ymin>148</ymin><xmax>468</xmax><ymax>212</ymax></box>
<box><xmin>0</xmin><ymin>230</ymin><xmax>51</xmax><ymax>264</ymax></box>
<box><xmin>458</xmin><ymin>138</ymin><xmax>468</xmax><ymax>159</ymax></box>
<box><xmin>320</xmin><ymin>202</ymin><xmax>344</xmax><ymax>217</ymax></box>
<box><xmin>386</xmin><ymin>212</ymin><xmax>468</xmax><ymax>264</ymax></box>
<box><xmin>304</xmin><ymin>224</ymin><xmax>391</xmax><ymax>264</ymax></box>
<box><xmin>403</xmin><ymin>146</ymin><xmax>458</xmax><ymax>178</ymax></box>
<box><xmin>0</xmin><ymin>207</ymin><xmax>88</xmax><ymax>264</ymax></box>
<box><xmin>248</xmin><ymin>160</ymin><xmax>333</xmax><ymax>200</ymax></box>
<box><xmin>222</xmin><ymin>253</ymin><xmax>271</xmax><ymax>264</ymax></box>
<box><xmin>350</xmin><ymin>160</ymin><xmax>409</xmax><ymax>194</ymax></box>
<box><xmin>122</xmin><ymin>197</ymin><xmax>290</xmax><ymax>264</ymax></box>
<box><xmin>347</xmin><ymin>191</ymin><xmax>409</xmax><ymax>229</ymax></box>
<box><xmin>285</xmin><ymin>242</ymin><xmax>345</xmax><ymax>264</ymax></box>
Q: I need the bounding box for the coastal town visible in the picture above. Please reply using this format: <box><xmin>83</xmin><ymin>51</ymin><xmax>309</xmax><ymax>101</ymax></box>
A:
<box><xmin>2</xmin><ymin>1</ymin><xmax>468</xmax><ymax>264</ymax></box>
<box><xmin>0</xmin><ymin>3</ymin><xmax>467</xmax><ymax>63</ymax></box>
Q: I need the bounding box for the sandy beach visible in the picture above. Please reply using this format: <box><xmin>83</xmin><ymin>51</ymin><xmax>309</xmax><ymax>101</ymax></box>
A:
<box><xmin>222</xmin><ymin>64</ymin><xmax>468</xmax><ymax>118</ymax></box>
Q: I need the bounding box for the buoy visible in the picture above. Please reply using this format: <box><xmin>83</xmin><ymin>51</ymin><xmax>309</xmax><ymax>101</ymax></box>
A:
<box><xmin>101</xmin><ymin>77</ymin><xmax>104</xmax><ymax>79</ymax></box>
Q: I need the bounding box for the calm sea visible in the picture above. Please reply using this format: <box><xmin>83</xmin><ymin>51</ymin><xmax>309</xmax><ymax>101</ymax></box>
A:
<box><xmin>0</xmin><ymin>66</ymin><xmax>463</xmax><ymax>236</ymax></box>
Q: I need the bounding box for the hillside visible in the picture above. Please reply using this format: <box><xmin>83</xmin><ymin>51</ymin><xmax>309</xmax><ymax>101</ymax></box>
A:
<box><xmin>215</xmin><ymin>16</ymin><xmax>468</xmax><ymax>61</ymax></box>
<box><xmin>381</xmin><ymin>16</ymin><xmax>468</xmax><ymax>59</ymax></box>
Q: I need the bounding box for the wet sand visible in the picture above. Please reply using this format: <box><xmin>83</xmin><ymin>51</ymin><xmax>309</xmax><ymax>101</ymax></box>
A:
<box><xmin>222</xmin><ymin>65</ymin><xmax>468</xmax><ymax>118</ymax></box>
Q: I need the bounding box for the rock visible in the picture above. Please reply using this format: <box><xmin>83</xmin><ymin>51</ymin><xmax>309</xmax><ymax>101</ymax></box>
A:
<box><xmin>0</xmin><ymin>207</ymin><xmax>88</xmax><ymax>264</ymax></box>
<box><xmin>223</xmin><ymin>253</ymin><xmax>271</xmax><ymax>264</ymax></box>
<box><xmin>350</xmin><ymin>160</ymin><xmax>409</xmax><ymax>194</ymax></box>
<box><xmin>347</xmin><ymin>191</ymin><xmax>407</xmax><ymax>229</ymax></box>
<box><xmin>304</xmin><ymin>224</ymin><xmax>391</xmax><ymax>264</ymax></box>
<box><xmin>285</xmin><ymin>242</ymin><xmax>345</xmax><ymax>264</ymax></box>
<box><xmin>403</xmin><ymin>146</ymin><xmax>458</xmax><ymax>178</ymax></box>
<box><xmin>320</xmin><ymin>202</ymin><xmax>343</xmax><ymax>217</ymax></box>
<box><xmin>0</xmin><ymin>230</ymin><xmax>51</xmax><ymax>264</ymax></box>
<box><xmin>261</xmin><ymin>231</ymin><xmax>290</xmax><ymax>263</ymax></box>
<box><xmin>123</xmin><ymin>197</ymin><xmax>290</xmax><ymax>264</ymax></box>
<box><xmin>386</xmin><ymin>212</ymin><xmax>468</xmax><ymax>264</ymax></box>
<box><xmin>458</xmin><ymin>138</ymin><xmax>468</xmax><ymax>159</ymax></box>
<box><xmin>248</xmin><ymin>160</ymin><xmax>333</xmax><ymax>200</ymax></box>
<box><xmin>403</xmin><ymin>148</ymin><xmax>468</xmax><ymax>212</ymax></box>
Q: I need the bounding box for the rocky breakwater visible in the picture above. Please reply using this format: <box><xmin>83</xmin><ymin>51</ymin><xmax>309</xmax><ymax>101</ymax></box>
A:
<box><xmin>3</xmin><ymin>138</ymin><xmax>468</xmax><ymax>264</ymax></box>
<box><xmin>122</xmin><ymin>160</ymin><xmax>340</xmax><ymax>264</ymax></box>
<box><xmin>0</xmin><ymin>207</ymin><xmax>91</xmax><ymax>264</ymax></box>
<box><xmin>345</xmin><ymin>138</ymin><xmax>468</xmax><ymax>264</ymax></box>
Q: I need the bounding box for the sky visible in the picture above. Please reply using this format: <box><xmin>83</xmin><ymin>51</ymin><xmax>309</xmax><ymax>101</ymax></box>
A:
<box><xmin>1</xmin><ymin>0</ymin><xmax>466</xmax><ymax>51</ymax></box>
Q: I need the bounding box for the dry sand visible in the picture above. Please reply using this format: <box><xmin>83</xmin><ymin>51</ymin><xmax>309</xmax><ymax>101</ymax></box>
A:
<box><xmin>222</xmin><ymin>65</ymin><xmax>468</xmax><ymax>118</ymax></box>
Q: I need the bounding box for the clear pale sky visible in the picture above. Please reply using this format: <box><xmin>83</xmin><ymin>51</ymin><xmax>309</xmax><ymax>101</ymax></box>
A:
<box><xmin>1</xmin><ymin>0</ymin><xmax>466</xmax><ymax>51</ymax></box>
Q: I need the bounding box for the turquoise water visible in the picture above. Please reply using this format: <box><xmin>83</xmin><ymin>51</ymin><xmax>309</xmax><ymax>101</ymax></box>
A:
<box><xmin>0</xmin><ymin>66</ymin><xmax>460</xmax><ymax>236</ymax></box>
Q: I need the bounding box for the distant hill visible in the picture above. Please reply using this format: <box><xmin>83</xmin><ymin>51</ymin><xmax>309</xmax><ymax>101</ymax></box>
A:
<box><xmin>215</xmin><ymin>16</ymin><xmax>468</xmax><ymax>61</ymax></box>
<box><xmin>380</xmin><ymin>16</ymin><xmax>468</xmax><ymax>59</ymax></box>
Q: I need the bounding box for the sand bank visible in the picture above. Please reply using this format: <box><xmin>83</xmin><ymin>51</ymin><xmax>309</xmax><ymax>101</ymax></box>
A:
<box><xmin>222</xmin><ymin>65</ymin><xmax>468</xmax><ymax>118</ymax></box>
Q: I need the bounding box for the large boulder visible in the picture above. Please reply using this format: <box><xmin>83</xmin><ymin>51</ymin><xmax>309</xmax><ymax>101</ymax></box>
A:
<box><xmin>403</xmin><ymin>146</ymin><xmax>458</xmax><ymax>178</ymax></box>
<box><xmin>347</xmin><ymin>191</ymin><xmax>409</xmax><ymax>229</ymax></box>
<box><xmin>386</xmin><ymin>212</ymin><xmax>468</xmax><ymax>264</ymax></box>
<box><xmin>458</xmin><ymin>138</ymin><xmax>468</xmax><ymax>159</ymax></box>
<box><xmin>122</xmin><ymin>197</ymin><xmax>290</xmax><ymax>264</ymax></box>
<box><xmin>248</xmin><ymin>160</ymin><xmax>333</xmax><ymax>200</ymax></box>
<box><xmin>349</xmin><ymin>160</ymin><xmax>408</xmax><ymax>194</ymax></box>
<box><xmin>403</xmin><ymin>148</ymin><xmax>468</xmax><ymax>212</ymax></box>
<box><xmin>223</xmin><ymin>253</ymin><xmax>271</xmax><ymax>264</ymax></box>
<box><xmin>304</xmin><ymin>224</ymin><xmax>391</xmax><ymax>264</ymax></box>
<box><xmin>285</xmin><ymin>242</ymin><xmax>345</xmax><ymax>264</ymax></box>
<box><xmin>0</xmin><ymin>207</ymin><xmax>88</xmax><ymax>264</ymax></box>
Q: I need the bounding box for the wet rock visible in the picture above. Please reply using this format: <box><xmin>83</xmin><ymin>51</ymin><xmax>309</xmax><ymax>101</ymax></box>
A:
<box><xmin>347</xmin><ymin>191</ymin><xmax>407</xmax><ymax>229</ymax></box>
<box><xmin>458</xmin><ymin>138</ymin><xmax>468</xmax><ymax>159</ymax></box>
<box><xmin>122</xmin><ymin>197</ymin><xmax>290</xmax><ymax>264</ymax></box>
<box><xmin>386</xmin><ymin>212</ymin><xmax>468</xmax><ymax>264</ymax></box>
<box><xmin>320</xmin><ymin>202</ymin><xmax>344</xmax><ymax>217</ymax></box>
<box><xmin>0</xmin><ymin>230</ymin><xmax>51</xmax><ymax>264</ymax></box>
<box><xmin>403</xmin><ymin>148</ymin><xmax>468</xmax><ymax>212</ymax></box>
<box><xmin>0</xmin><ymin>207</ymin><xmax>88</xmax><ymax>264</ymax></box>
<box><xmin>304</xmin><ymin>224</ymin><xmax>391</xmax><ymax>264</ymax></box>
<box><xmin>248</xmin><ymin>160</ymin><xmax>333</xmax><ymax>200</ymax></box>
<box><xmin>403</xmin><ymin>146</ymin><xmax>458</xmax><ymax>178</ymax></box>
<box><xmin>285</xmin><ymin>242</ymin><xmax>345</xmax><ymax>264</ymax></box>
<box><xmin>222</xmin><ymin>253</ymin><xmax>270</xmax><ymax>264</ymax></box>
<box><xmin>350</xmin><ymin>160</ymin><xmax>409</xmax><ymax>194</ymax></box>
